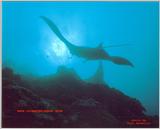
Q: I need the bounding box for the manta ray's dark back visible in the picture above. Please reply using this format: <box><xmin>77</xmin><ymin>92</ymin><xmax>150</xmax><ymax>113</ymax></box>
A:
<box><xmin>40</xmin><ymin>16</ymin><xmax>134</xmax><ymax>67</ymax></box>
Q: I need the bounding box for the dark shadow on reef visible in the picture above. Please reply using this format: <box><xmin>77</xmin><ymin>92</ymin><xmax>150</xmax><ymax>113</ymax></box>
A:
<box><xmin>2</xmin><ymin>67</ymin><xmax>159</xmax><ymax>128</ymax></box>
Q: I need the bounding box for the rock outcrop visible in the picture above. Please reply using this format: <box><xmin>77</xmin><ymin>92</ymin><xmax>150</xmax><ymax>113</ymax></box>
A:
<box><xmin>2</xmin><ymin>67</ymin><xmax>159</xmax><ymax>128</ymax></box>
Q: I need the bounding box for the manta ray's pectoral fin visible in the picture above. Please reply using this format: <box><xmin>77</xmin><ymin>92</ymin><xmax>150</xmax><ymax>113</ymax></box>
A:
<box><xmin>109</xmin><ymin>56</ymin><xmax>134</xmax><ymax>67</ymax></box>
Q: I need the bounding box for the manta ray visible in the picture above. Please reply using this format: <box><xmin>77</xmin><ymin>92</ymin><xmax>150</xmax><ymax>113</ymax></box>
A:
<box><xmin>41</xmin><ymin>16</ymin><xmax>134</xmax><ymax>67</ymax></box>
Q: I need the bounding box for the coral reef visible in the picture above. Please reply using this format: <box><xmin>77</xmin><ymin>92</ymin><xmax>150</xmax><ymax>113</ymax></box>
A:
<box><xmin>2</xmin><ymin>67</ymin><xmax>159</xmax><ymax>128</ymax></box>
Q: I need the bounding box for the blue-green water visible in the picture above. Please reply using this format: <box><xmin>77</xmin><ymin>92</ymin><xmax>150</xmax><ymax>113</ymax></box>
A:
<box><xmin>2</xmin><ymin>1</ymin><xmax>159</xmax><ymax>115</ymax></box>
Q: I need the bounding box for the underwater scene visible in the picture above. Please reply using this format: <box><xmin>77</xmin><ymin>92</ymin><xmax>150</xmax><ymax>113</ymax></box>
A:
<box><xmin>2</xmin><ymin>1</ymin><xmax>159</xmax><ymax>128</ymax></box>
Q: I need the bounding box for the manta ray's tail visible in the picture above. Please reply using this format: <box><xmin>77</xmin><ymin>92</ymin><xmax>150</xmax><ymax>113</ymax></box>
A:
<box><xmin>109</xmin><ymin>56</ymin><xmax>134</xmax><ymax>67</ymax></box>
<box><xmin>40</xmin><ymin>16</ymin><xmax>72</xmax><ymax>48</ymax></box>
